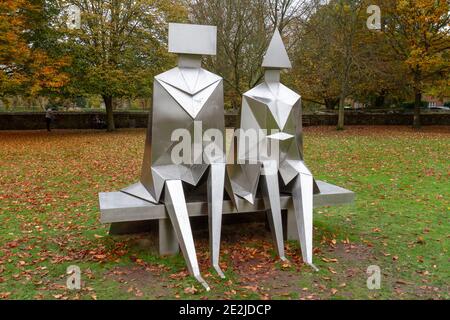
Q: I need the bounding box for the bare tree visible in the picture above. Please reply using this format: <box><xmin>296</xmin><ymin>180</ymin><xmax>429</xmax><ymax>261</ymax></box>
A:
<box><xmin>268</xmin><ymin>0</ymin><xmax>314</xmax><ymax>33</ymax></box>
<box><xmin>188</xmin><ymin>0</ymin><xmax>313</xmax><ymax>110</ymax></box>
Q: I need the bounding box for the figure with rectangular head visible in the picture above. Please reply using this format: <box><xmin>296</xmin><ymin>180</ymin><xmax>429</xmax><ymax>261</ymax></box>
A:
<box><xmin>122</xmin><ymin>23</ymin><xmax>226</xmax><ymax>290</ymax></box>
<box><xmin>227</xmin><ymin>30</ymin><xmax>319</xmax><ymax>270</ymax></box>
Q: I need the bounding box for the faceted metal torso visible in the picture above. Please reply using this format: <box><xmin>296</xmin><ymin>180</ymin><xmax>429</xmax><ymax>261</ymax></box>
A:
<box><xmin>228</xmin><ymin>71</ymin><xmax>311</xmax><ymax>202</ymax></box>
<box><xmin>136</xmin><ymin>64</ymin><xmax>224</xmax><ymax>203</ymax></box>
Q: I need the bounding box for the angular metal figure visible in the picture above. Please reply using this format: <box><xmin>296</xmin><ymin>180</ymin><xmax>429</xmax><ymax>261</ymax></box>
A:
<box><xmin>122</xmin><ymin>23</ymin><xmax>227</xmax><ymax>290</ymax></box>
<box><xmin>227</xmin><ymin>30</ymin><xmax>319</xmax><ymax>270</ymax></box>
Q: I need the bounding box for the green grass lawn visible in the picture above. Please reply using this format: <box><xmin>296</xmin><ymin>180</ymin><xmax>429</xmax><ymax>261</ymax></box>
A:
<box><xmin>0</xmin><ymin>126</ymin><xmax>448</xmax><ymax>300</ymax></box>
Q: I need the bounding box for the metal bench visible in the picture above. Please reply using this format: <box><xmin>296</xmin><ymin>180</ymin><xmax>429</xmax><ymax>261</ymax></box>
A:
<box><xmin>99</xmin><ymin>180</ymin><xmax>355</xmax><ymax>256</ymax></box>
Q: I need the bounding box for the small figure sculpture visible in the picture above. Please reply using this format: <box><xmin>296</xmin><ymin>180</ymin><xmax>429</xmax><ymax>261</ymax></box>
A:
<box><xmin>227</xmin><ymin>30</ymin><xmax>319</xmax><ymax>270</ymax></box>
<box><xmin>122</xmin><ymin>23</ymin><xmax>226</xmax><ymax>290</ymax></box>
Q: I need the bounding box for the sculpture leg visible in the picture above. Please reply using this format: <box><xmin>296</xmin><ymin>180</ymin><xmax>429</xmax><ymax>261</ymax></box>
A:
<box><xmin>261</xmin><ymin>161</ymin><xmax>288</xmax><ymax>262</ymax></box>
<box><xmin>207</xmin><ymin>163</ymin><xmax>226</xmax><ymax>278</ymax></box>
<box><xmin>164</xmin><ymin>180</ymin><xmax>210</xmax><ymax>291</ymax></box>
<box><xmin>291</xmin><ymin>173</ymin><xmax>318</xmax><ymax>271</ymax></box>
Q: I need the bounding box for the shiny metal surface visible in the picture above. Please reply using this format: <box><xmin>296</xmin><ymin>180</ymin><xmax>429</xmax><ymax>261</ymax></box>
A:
<box><xmin>100</xmin><ymin>180</ymin><xmax>355</xmax><ymax>265</ymax></box>
<box><xmin>137</xmin><ymin>64</ymin><xmax>223</xmax><ymax>202</ymax></box>
<box><xmin>262</xmin><ymin>30</ymin><xmax>292</xmax><ymax>69</ymax></box>
<box><xmin>168</xmin><ymin>23</ymin><xmax>217</xmax><ymax>56</ymax></box>
<box><xmin>261</xmin><ymin>161</ymin><xmax>287</xmax><ymax>262</ymax></box>
<box><xmin>115</xmin><ymin>23</ymin><xmax>225</xmax><ymax>288</ymax></box>
<box><xmin>291</xmin><ymin>173</ymin><xmax>318</xmax><ymax>271</ymax></box>
<box><xmin>159</xmin><ymin>218</ymin><xmax>179</xmax><ymax>256</ymax></box>
<box><xmin>208</xmin><ymin>163</ymin><xmax>226</xmax><ymax>278</ymax></box>
<box><xmin>121</xmin><ymin>182</ymin><xmax>156</xmax><ymax>203</ymax></box>
<box><xmin>101</xmin><ymin>180</ymin><xmax>355</xmax><ymax>224</ymax></box>
<box><xmin>164</xmin><ymin>180</ymin><xmax>210</xmax><ymax>291</ymax></box>
<box><xmin>229</xmin><ymin>30</ymin><xmax>317</xmax><ymax>267</ymax></box>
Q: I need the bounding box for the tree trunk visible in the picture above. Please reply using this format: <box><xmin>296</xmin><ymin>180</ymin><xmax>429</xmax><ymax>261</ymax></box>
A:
<box><xmin>413</xmin><ymin>89</ymin><xmax>422</xmax><ymax>129</ymax></box>
<box><xmin>374</xmin><ymin>91</ymin><xmax>386</xmax><ymax>108</ymax></box>
<box><xmin>325</xmin><ymin>98</ymin><xmax>339</xmax><ymax>110</ymax></box>
<box><xmin>337</xmin><ymin>95</ymin><xmax>345</xmax><ymax>130</ymax></box>
<box><xmin>103</xmin><ymin>95</ymin><xmax>115</xmax><ymax>132</ymax></box>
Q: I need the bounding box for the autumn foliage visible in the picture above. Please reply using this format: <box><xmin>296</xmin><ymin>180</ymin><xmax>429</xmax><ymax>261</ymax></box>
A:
<box><xmin>0</xmin><ymin>127</ymin><xmax>449</xmax><ymax>299</ymax></box>
<box><xmin>0</xmin><ymin>0</ymin><xmax>448</xmax><ymax>129</ymax></box>
<box><xmin>382</xmin><ymin>0</ymin><xmax>450</xmax><ymax>128</ymax></box>
<box><xmin>0</xmin><ymin>0</ymin><xmax>69</xmax><ymax>96</ymax></box>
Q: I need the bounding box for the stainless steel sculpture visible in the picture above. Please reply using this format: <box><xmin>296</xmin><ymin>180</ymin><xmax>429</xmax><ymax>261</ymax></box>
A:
<box><xmin>227</xmin><ymin>30</ymin><xmax>319</xmax><ymax>270</ymax></box>
<box><xmin>122</xmin><ymin>23</ymin><xmax>226</xmax><ymax>290</ymax></box>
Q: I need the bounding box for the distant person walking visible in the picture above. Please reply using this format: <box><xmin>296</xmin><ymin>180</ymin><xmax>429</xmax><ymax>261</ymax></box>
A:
<box><xmin>45</xmin><ymin>108</ymin><xmax>55</xmax><ymax>132</ymax></box>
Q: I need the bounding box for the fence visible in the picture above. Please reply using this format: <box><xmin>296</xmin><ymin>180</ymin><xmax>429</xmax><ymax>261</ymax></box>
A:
<box><xmin>0</xmin><ymin>111</ymin><xmax>449</xmax><ymax>130</ymax></box>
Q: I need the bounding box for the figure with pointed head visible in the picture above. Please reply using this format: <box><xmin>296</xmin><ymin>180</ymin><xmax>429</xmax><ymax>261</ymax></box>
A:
<box><xmin>227</xmin><ymin>30</ymin><xmax>319</xmax><ymax>270</ymax></box>
<box><xmin>122</xmin><ymin>23</ymin><xmax>227</xmax><ymax>290</ymax></box>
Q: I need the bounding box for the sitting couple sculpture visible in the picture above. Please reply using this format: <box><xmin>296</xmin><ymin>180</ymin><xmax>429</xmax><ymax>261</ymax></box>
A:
<box><xmin>119</xmin><ymin>23</ymin><xmax>318</xmax><ymax>291</ymax></box>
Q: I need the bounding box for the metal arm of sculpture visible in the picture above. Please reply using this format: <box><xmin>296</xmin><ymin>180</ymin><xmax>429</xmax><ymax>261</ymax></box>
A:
<box><xmin>228</xmin><ymin>30</ymin><xmax>318</xmax><ymax>270</ymax></box>
<box><xmin>122</xmin><ymin>23</ymin><xmax>227</xmax><ymax>290</ymax></box>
